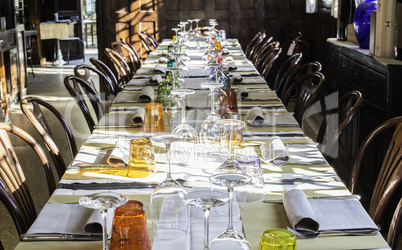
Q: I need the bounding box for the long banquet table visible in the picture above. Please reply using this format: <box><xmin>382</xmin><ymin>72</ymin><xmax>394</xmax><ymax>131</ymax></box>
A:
<box><xmin>15</xmin><ymin>37</ymin><xmax>390</xmax><ymax>250</ymax></box>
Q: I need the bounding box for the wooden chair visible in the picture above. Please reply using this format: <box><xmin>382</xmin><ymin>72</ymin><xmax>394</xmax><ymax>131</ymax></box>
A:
<box><xmin>259</xmin><ymin>47</ymin><xmax>282</xmax><ymax>81</ymax></box>
<box><xmin>111</xmin><ymin>42</ymin><xmax>138</xmax><ymax>77</ymax></box>
<box><xmin>245</xmin><ymin>30</ymin><xmax>266</xmax><ymax>59</ymax></box>
<box><xmin>20</xmin><ymin>97</ymin><xmax>78</xmax><ymax>179</ymax></box>
<box><xmin>138</xmin><ymin>31</ymin><xmax>158</xmax><ymax>55</ymax></box>
<box><xmin>254</xmin><ymin>41</ymin><xmax>280</xmax><ymax>72</ymax></box>
<box><xmin>120</xmin><ymin>38</ymin><xmax>142</xmax><ymax>68</ymax></box>
<box><xmin>104</xmin><ymin>48</ymin><xmax>132</xmax><ymax>86</ymax></box>
<box><xmin>89</xmin><ymin>57</ymin><xmax>121</xmax><ymax>92</ymax></box>
<box><xmin>388</xmin><ymin>198</ymin><xmax>402</xmax><ymax>250</ymax></box>
<box><xmin>249</xmin><ymin>36</ymin><xmax>273</xmax><ymax>64</ymax></box>
<box><xmin>74</xmin><ymin>64</ymin><xmax>119</xmax><ymax>98</ymax></box>
<box><xmin>278</xmin><ymin>61</ymin><xmax>322</xmax><ymax>100</ymax></box>
<box><xmin>270</xmin><ymin>53</ymin><xmax>303</xmax><ymax>90</ymax></box>
<box><xmin>0</xmin><ymin>123</ymin><xmax>56</xmax><ymax>235</ymax></box>
<box><xmin>64</xmin><ymin>75</ymin><xmax>105</xmax><ymax>133</ymax></box>
<box><xmin>284</xmin><ymin>72</ymin><xmax>325</xmax><ymax>124</ymax></box>
<box><xmin>316</xmin><ymin>91</ymin><xmax>363</xmax><ymax>158</ymax></box>
<box><xmin>349</xmin><ymin>117</ymin><xmax>402</xmax><ymax>227</ymax></box>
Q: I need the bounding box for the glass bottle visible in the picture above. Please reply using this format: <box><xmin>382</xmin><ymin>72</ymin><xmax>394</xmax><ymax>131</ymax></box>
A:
<box><xmin>337</xmin><ymin>0</ymin><xmax>354</xmax><ymax>41</ymax></box>
<box><xmin>156</xmin><ymin>70</ymin><xmax>179</xmax><ymax>106</ymax></box>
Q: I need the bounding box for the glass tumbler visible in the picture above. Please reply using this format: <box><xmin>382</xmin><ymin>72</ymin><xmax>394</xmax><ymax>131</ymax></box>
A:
<box><xmin>237</xmin><ymin>156</ymin><xmax>265</xmax><ymax>202</ymax></box>
<box><xmin>258</xmin><ymin>228</ymin><xmax>296</xmax><ymax>250</ymax></box>
<box><xmin>110</xmin><ymin>200</ymin><xmax>152</xmax><ymax>250</ymax></box>
<box><xmin>143</xmin><ymin>102</ymin><xmax>166</xmax><ymax>133</ymax></box>
<box><xmin>127</xmin><ymin>137</ymin><xmax>156</xmax><ymax>178</ymax></box>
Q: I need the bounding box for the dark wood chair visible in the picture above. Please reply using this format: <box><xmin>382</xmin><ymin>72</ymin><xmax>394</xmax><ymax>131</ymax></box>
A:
<box><xmin>120</xmin><ymin>38</ymin><xmax>142</xmax><ymax>70</ymax></box>
<box><xmin>254</xmin><ymin>41</ymin><xmax>280</xmax><ymax>72</ymax></box>
<box><xmin>74</xmin><ymin>64</ymin><xmax>119</xmax><ymax>98</ymax></box>
<box><xmin>388</xmin><ymin>198</ymin><xmax>402</xmax><ymax>250</ymax></box>
<box><xmin>249</xmin><ymin>36</ymin><xmax>273</xmax><ymax>64</ymax></box>
<box><xmin>20</xmin><ymin>97</ymin><xmax>78</xmax><ymax>178</ymax></box>
<box><xmin>245</xmin><ymin>30</ymin><xmax>266</xmax><ymax>59</ymax></box>
<box><xmin>259</xmin><ymin>47</ymin><xmax>282</xmax><ymax>82</ymax></box>
<box><xmin>89</xmin><ymin>57</ymin><xmax>121</xmax><ymax>92</ymax></box>
<box><xmin>0</xmin><ymin>123</ymin><xmax>56</xmax><ymax>236</ymax></box>
<box><xmin>278</xmin><ymin>61</ymin><xmax>322</xmax><ymax>100</ymax></box>
<box><xmin>138</xmin><ymin>31</ymin><xmax>158</xmax><ymax>55</ymax></box>
<box><xmin>349</xmin><ymin>117</ymin><xmax>402</xmax><ymax>227</ymax></box>
<box><xmin>269</xmin><ymin>53</ymin><xmax>303</xmax><ymax>90</ymax></box>
<box><xmin>111</xmin><ymin>42</ymin><xmax>139</xmax><ymax>77</ymax></box>
<box><xmin>104</xmin><ymin>48</ymin><xmax>132</xmax><ymax>86</ymax></box>
<box><xmin>64</xmin><ymin>75</ymin><xmax>105</xmax><ymax>133</ymax></box>
<box><xmin>284</xmin><ymin>72</ymin><xmax>325</xmax><ymax>124</ymax></box>
<box><xmin>316</xmin><ymin>91</ymin><xmax>363</xmax><ymax>158</ymax></box>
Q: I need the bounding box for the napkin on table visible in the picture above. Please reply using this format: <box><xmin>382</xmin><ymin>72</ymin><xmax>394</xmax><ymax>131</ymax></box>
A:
<box><xmin>131</xmin><ymin>108</ymin><xmax>145</xmax><ymax>127</ymax></box>
<box><xmin>237</xmin><ymin>86</ymin><xmax>249</xmax><ymax>99</ymax></box>
<box><xmin>150</xmin><ymin>74</ymin><xmax>163</xmax><ymax>83</ymax></box>
<box><xmin>246</xmin><ymin>107</ymin><xmax>298</xmax><ymax>127</ymax></box>
<box><xmin>230</xmin><ymin>74</ymin><xmax>243</xmax><ymax>84</ymax></box>
<box><xmin>260</xmin><ymin>137</ymin><xmax>290</xmax><ymax>162</ymax></box>
<box><xmin>139</xmin><ymin>86</ymin><xmax>155</xmax><ymax>101</ymax></box>
<box><xmin>107</xmin><ymin>139</ymin><xmax>131</xmax><ymax>166</ymax></box>
<box><xmin>153</xmin><ymin>65</ymin><xmax>166</xmax><ymax>74</ymax></box>
<box><xmin>113</xmin><ymin>86</ymin><xmax>154</xmax><ymax>103</ymax></box>
<box><xmin>283</xmin><ymin>189</ymin><xmax>378</xmax><ymax>237</ymax></box>
<box><xmin>22</xmin><ymin>203</ymin><xmax>114</xmax><ymax>239</ymax></box>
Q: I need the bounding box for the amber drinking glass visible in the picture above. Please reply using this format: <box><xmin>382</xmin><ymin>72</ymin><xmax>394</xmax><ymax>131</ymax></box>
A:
<box><xmin>219</xmin><ymin>89</ymin><xmax>238</xmax><ymax>116</ymax></box>
<box><xmin>258</xmin><ymin>229</ymin><xmax>296</xmax><ymax>250</ymax></box>
<box><xmin>143</xmin><ymin>102</ymin><xmax>165</xmax><ymax>133</ymax></box>
<box><xmin>127</xmin><ymin>137</ymin><xmax>156</xmax><ymax>178</ymax></box>
<box><xmin>110</xmin><ymin>200</ymin><xmax>152</xmax><ymax>250</ymax></box>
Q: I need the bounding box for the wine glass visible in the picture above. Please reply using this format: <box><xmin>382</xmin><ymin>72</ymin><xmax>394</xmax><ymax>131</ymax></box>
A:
<box><xmin>188</xmin><ymin>19</ymin><xmax>195</xmax><ymax>40</ymax></box>
<box><xmin>209</xmin><ymin>173</ymin><xmax>252</xmax><ymax>250</ymax></box>
<box><xmin>79</xmin><ymin>192</ymin><xmax>128</xmax><ymax>250</ymax></box>
<box><xmin>172</xmin><ymin>27</ymin><xmax>181</xmax><ymax>44</ymax></box>
<box><xmin>199</xmin><ymin>82</ymin><xmax>224</xmax><ymax>144</ymax></box>
<box><xmin>212</xmin><ymin>119</ymin><xmax>246</xmax><ymax>174</ymax></box>
<box><xmin>194</xmin><ymin>19</ymin><xmax>202</xmax><ymax>36</ymax></box>
<box><xmin>184</xmin><ymin>188</ymin><xmax>230</xmax><ymax>250</ymax></box>
<box><xmin>150</xmin><ymin>134</ymin><xmax>189</xmax><ymax>240</ymax></box>
<box><xmin>171</xmin><ymin>88</ymin><xmax>198</xmax><ymax>142</ymax></box>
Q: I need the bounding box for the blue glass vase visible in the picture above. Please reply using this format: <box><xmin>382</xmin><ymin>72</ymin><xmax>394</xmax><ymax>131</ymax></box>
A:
<box><xmin>353</xmin><ymin>0</ymin><xmax>377</xmax><ymax>49</ymax></box>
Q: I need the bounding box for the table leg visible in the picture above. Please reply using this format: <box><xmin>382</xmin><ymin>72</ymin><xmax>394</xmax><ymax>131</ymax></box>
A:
<box><xmin>53</xmin><ymin>39</ymin><xmax>66</xmax><ymax>66</ymax></box>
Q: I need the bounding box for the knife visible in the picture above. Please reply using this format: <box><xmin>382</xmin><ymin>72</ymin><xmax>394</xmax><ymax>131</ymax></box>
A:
<box><xmin>263</xmin><ymin>194</ymin><xmax>361</xmax><ymax>204</ymax></box>
<box><xmin>20</xmin><ymin>233</ymin><xmax>102</xmax><ymax>241</ymax></box>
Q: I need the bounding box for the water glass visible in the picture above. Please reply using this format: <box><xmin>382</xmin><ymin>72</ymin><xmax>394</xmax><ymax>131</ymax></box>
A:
<box><xmin>237</xmin><ymin>156</ymin><xmax>264</xmax><ymax>189</ymax></box>
<box><xmin>127</xmin><ymin>137</ymin><xmax>156</xmax><ymax>178</ymax></box>
<box><xmin>110</xmin><ymin>200</ymin><xmax>152</xmax><ymax>250</ymax></box>
<box><xmin>143</xmin><ymin>102</ymin><xmax>165</xmax><ymax>132</ymax></box>
<box><xmin>258</xmin><ymin>229</ymin><xmax>296</xmax><ymax>250</ymax></box>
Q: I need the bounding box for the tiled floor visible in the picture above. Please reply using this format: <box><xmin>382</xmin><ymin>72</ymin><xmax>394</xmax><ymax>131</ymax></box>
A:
<box><xmin>0</xmin><ymin>47</ymin><xmax>99</xmax><ymax>250</ymax></box>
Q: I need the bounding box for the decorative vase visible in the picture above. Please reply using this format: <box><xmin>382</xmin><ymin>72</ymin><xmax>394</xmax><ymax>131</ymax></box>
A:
<box><xmin>353</xmin><ymin>0</ymin><xmax>377</xmax><ymax>48</ymax></box>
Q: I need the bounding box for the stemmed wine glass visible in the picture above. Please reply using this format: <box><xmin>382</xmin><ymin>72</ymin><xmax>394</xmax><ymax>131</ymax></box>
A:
<box><xmin>79</xmin><ymin>192</ymin><xmax>128</xmax><ymax>250</ymax></box>
<box><xmin>150</xmin><ymin>134</ymin><xmax>189</xmax><ymax>240</ymax></box>
<box><xmin>184</xmin><ymin>188</ymin><xmax>230</xmax><ymax>250</ymax></box>
<box><xmin>188</xmin><ymin>19</ymin><xmax>195</xmax><ymax>39</ymax></box>
<box><xmin>194</xmin><ymin>19</ymin><xmax>202</xmax><ymax>36</ymax></box>
<box><xmin>209</xmin><ymin>173</ymin><xmax>252</xmax><ymax>250</ymax></box>
<box><xmin>199</xmin><ymin>82</ymin><xmax>224</xmax><ymax>144</ymax></box>
<box><xmin>172</xmin><ymin>28</ymin><xmax>181</xmax><ymax>44</ymax></box>
<box><xmin>212</xmin><ymin>119</ymin><xmax>246</xmax><ymax>174</ymax></box>
<box><xmin>171</xmin><ymin>88</ymin><xmax>198</xmax><ymax>142</ymax></box>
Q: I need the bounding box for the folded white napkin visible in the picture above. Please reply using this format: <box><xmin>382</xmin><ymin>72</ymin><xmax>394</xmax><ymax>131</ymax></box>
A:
<box><xmin>283</xmin><ymin>189</ymin><xmax>378</xmax><ymax>237</ymax></box>
<box><xmin>107</xmin><ymin>140</ymin><xmax>130</xmax><ymax>166</ymax></box>
<box><xmin>159</xmin><ymin>57</ymin><xmax>168</xmax><ymax>63</ymax></box>
<box><xmin>150</xmin><ymin>75</ymin><xmax>163</xmax><ymax>83</ymax></box>
<box><xmin>131</xmin><ymin>108</ymin><xmax>145</xmax><ymax>127</ymax></box>
<box><xmin>154</xmin><ymin>65</ymin><xmax>166</xmax><ymax>74</ymax></box>
<box><xmin>237</xmin><ymin>86</ymin><xmax>249</xmax><ymax>99</ymax></box>
<box><xmin>260</xmin><ymin>137</ymin><xmax>290</xmax><ymax>162</ymax></box>
<box><xmin>247</xmin><ymin>107</ymin><xmax>297</xmax><ymax>127</ymax></box>
<box><xmin>230</xmin><ymin>74</ymin><xmax>243</xmax><ymax>84</ymax></box>
<box><xmin>23</xmin><ymin>203</ymin><xmax>114</xmax><ymax>237</ymax></box>
<box><xmin>228</xmin><ymin>62</ymin><xmax>237</xmax><ymax>70</ymax></box>
<box><xmin>139</xmin><ymin>86</ymin><xmax>155</xmax><ymax>101</ymax></box>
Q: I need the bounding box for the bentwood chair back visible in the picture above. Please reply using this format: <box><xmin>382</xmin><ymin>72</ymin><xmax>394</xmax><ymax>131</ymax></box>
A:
<box><xmin>278</xmin><ymin>61</ymin><xmax>322</xmax><ymax>100</ymax></box>
<box><xmin>104</xmin><ymin>48</ymin><xmax>132</xmax><ymax>86</ymax></box>
<box><xmin>245</xmin><ymin>30</ymin><xmax>266</xmax><ymax>59</ymax></box>
<box><xmin>316</xmin><ymin>91</ymin><xmax>363</xmax><ymax>157</ymax></box>
<box><xmin>138</xmin><ymin>31</ymin><xmax>158</xmax><ymax>54</ymax></box>
<box><xmin>349</xmin><ymin>117</ymin><xmax>402</xmax><ymax>226</ymax></box>
<box><xmin>64</xmin><ymin>75</ymin><xmax>105</xmax><ymax>133</ymax></box>
<box><xmin>388</xmin><ymin>198</ymin><xmax>402</xmax><ymax>250</ymax></box>
<box><xmin>89</xmin><ymin>57</ymin><xmax>121</xmax><ymax>92</ymax></box>
<box><xmin>287</xmin><ymin>72</ymin><xmax>325</xmax><ymax>124</ymax></box>
<box><xmin>120</xmin><ymin>38</ymin><xmax>142</xmax><ymax>68</ymax></box>
<box><xmin>112</xmin><ymin>41</ymin><xmax>141</xmax><ymax>74</ymax></box>
<box><xmin>254</xmin><ymin>41</ymin><xmax>280</xmax><ymax>71</ymax></box>
<box><xmin>249</xmin><ymin>36</ymin><xmax>273</xmax><ymax>63</ymax></box>
<box><xmin>20</xmin><ymin>97</ymin><xmax>78</xmax><ymax>178</ymax></box>
<box><xmin>270</xmin><ymin>53</ymin><xmax>303</xmax><ymax>90</ymax></box>
<box><xmin>259</xmin><ymin>47</ymin><xmax>282</xmax><ymax>81</ymax></box>
<box><xmin>74</xmin><ymin>64</ymin><xmax>118</xmax><ymax>98</ymax></box>
<box><xmin>0</xmin><ymin>123</ymin><xmax>56</xmax><ymax>235</ymax></box>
